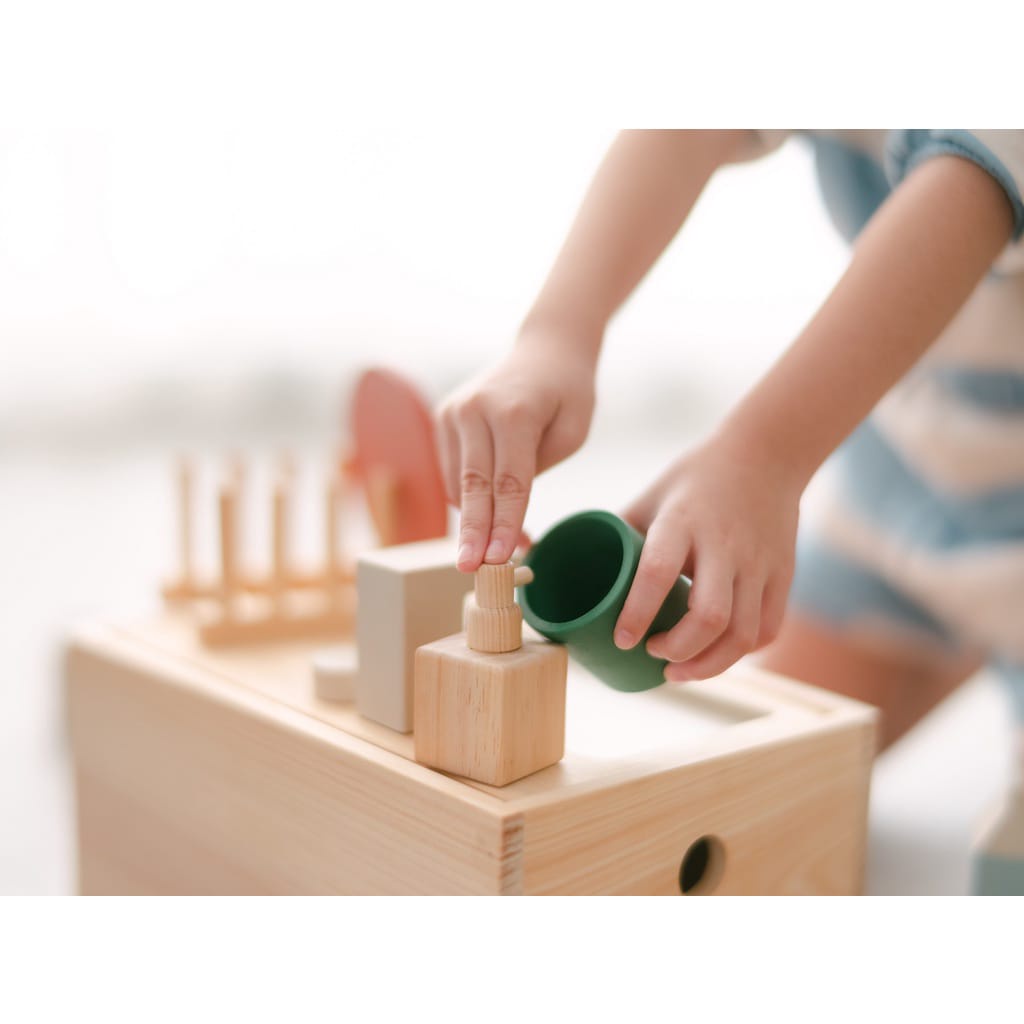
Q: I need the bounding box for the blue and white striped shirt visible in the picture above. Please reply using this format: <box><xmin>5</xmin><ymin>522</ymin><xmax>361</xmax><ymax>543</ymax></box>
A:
<box><xmin>748</xmin><ymin>130</ymin><xmax>1024</xmax><ymax>666</ymax></box>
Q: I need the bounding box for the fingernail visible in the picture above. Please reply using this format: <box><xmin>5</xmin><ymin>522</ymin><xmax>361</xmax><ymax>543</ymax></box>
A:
<box><xmin>615</xmin><ymin>628</ymin><xmax>635</xmax><ymax>650</ymax></box>
<box><xmin>647</xmin><ymin>642</ymin><xmax>663</xmax><ymax>659</ymax></box>
<box><xmin>457</xmin><ymin>544</ymin><xmax>473</xmax><ymax>568</ymax></box>
<box><xmin>484</xmin><ymin>539</ymin><xmax>505</xmax><ymax>562</ymax></box>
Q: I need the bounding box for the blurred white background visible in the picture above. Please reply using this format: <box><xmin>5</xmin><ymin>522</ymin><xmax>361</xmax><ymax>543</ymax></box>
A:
<box><xmin>0</xmin><ymin>9</ymin><xmax>1014</xmax><ymax>892</ymax></box>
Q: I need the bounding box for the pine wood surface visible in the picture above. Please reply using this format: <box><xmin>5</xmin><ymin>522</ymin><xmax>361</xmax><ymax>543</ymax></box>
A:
<box><xmin>66</xmin><ymin>612</ymin><xmax>877</xmax><ymax>894</ymax></box>
<box><xmin>464</xmin><ymin>604</ymin><xmax>524</xmax><ymax>653</ymax></box>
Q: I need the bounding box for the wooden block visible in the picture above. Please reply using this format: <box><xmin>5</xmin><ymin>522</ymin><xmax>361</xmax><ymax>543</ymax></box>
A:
<box><xmin>66</xmin><ymin>615</ymin><xmax>877</xmax><ymax>894</ymax></box>
<box><xmin>355</xmin><ymin>539</ymin><xmax>474</xmax><ymax>733</ymax></box>
<box><xmin>414</xmin><ymin>633</ymin><xmax>568</xmax><ymax>786</ymax></box>
<box><xmin>312</xmin><ymin>645</ymin><xmax>358</xmax><ymax>702</ymax></box>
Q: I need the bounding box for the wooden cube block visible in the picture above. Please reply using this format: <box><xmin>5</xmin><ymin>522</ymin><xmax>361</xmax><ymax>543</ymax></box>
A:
<box><xmin>356</xmin><ymin>539</ymin><xmax>474</xmax><ymax>733</ymax></box>
<box><xmin>414</xmin><ymin>633</ymin><xmax>568</xmax><ymax>786</ymax></box>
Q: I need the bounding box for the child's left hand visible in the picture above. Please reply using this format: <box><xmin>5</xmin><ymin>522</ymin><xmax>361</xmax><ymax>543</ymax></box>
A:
<box><xmin>613</xmin><ymin>435</ymin><xmax>802</xmax><ymax>681</ymax></box>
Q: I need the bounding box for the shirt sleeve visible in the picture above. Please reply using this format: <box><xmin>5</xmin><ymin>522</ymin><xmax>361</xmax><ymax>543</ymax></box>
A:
<box><xmin>885</xmin><ymin>130</ymin><xmax>1024</xmax><ymax>273</ymax></box>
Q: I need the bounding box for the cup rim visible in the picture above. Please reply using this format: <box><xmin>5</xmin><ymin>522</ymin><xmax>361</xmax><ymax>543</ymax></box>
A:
<box><xmin>520</xmin><ymin>509</ymin><xmax>637</xmax><ymax>638</ymax></box>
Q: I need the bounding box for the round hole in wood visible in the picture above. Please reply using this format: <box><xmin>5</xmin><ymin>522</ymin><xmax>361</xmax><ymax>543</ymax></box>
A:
<box><xmin>679</xmin><ymin>836</ymin><xmax>725</xmax><ymax>895</ymax></box>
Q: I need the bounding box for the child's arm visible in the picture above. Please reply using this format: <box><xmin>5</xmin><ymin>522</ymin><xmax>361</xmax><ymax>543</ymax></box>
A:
<box><xmin>438</xmin><ymin>130</ymin><xmax>749</xmax><ymax>571</ymax></box>
<box><xmin>615</xmin><ymin>153</ymin><xmax>1015</xmax><ymax>680</ymax></box>
<box><xmin>522</xmin><ymin>129</ymin><xmax>749</xmax><ymax>340</ymax></box>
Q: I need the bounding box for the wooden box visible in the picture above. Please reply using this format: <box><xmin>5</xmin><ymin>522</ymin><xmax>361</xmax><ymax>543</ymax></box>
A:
<box><xmin>65</xmin><ymin>615</ymin><xmax>876</xmax><ymax>895</ymax></box>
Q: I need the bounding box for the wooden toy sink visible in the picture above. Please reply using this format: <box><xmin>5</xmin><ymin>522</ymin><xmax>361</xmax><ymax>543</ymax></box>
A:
<box><xmin>65</xmin><ymin>610</ymin><xmax>876</xmax><ymax>894</ymax></box>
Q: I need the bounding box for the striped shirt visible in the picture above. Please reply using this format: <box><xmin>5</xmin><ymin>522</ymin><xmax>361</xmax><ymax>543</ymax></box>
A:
<box><xmin>749</xmin><ymin>131</ymin><xmax>1024</xmax><ymax>670</ymax></box>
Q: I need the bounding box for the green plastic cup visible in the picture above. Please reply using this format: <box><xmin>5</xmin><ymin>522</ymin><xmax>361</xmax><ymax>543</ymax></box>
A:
<box><xmin>518</xmin><ymin>509</ymin><xmax>691</xmax><ymax>692</ymax></box>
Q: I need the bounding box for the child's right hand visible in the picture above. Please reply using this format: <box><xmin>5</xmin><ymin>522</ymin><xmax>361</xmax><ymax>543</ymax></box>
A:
<box><xmin>436</xmin><ymin>327</ymin><xmax>598</xmax><ymax>572</ymax></box>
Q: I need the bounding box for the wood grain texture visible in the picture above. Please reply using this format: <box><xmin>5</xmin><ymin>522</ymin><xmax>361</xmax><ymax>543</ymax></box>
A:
<box><xmin>66</xmin><ymin>631</ymin><xmax>518</xmax><ymax>895</ymax></box>
<box><xmin>465</xmin><ymin>561</ymin><xmax>532</xmax><ymax>652</ymax></box>
<box><xmin>414</xmin><ymin>633</ymin><xmax>568</xmax><ymax>786</ymax></box>
<box><xmin>66</xmin><ymin>615</ymin><xmax>877</xmax><ymax>894</ymax></box>
<box><xmin>520</xmin><ymin>715</ymin><xmax>874</xmax><ymax>894</ymax></box>
<box><xmin>464</xmin><ymin>604</ymin><xmax>523</xmax><ymax>653</ymax></box>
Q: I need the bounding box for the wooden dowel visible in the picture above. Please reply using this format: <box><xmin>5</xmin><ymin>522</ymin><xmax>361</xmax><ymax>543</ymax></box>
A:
<box><xmin>218</xmin><ymin>485</ymin><xmax>239</xmax><ymax>618</ymax></box>
<box><xmin>326</xmin><ymin>477</ymin><xmax>341</xmax><ymax>582</ymax></box>
<box><xmin>227</xmin><ymin>451</ymin><xmax>247</xmax><ymax>492</ymax></box>
<box><xmin>272</xmin><ymin>481</ymin><xmax>288</xmax><ymax>604</ymax></box>
<box><xmin>366</xmin><ymin>467</ymin><xmax>399</xmax><ymax>547</ymax></box>
<box><xmin>176</xmin><ymin>455</ymin><xmax>195</xmax><ymax>586</ymax></box>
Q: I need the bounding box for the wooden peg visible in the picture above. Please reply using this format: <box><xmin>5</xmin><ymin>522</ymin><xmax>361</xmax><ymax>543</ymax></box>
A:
<box><xmin>271</xmin><ymin>479</ymin><xmax>290</xmax><ymax>607</ymax></box>
<box><xmin>325</xmin><ymin>476</ymin><xmax>341</xmax><ymax>587</ymax></box>
<box><xmin>175</xmin><ymin>455</ymin><xmax>195</xmax><ymax>589</ymax></box>
<box><xmin>473</xmin><ymin>563</ymin><xmax>533</xmax><ymax>608</ymax></box>
<box><xmin>218</xmin><ymin>483</ymin><xmax>240</xmax><ymax>620</ymax></box>
<box><xmin>226</xmin><ymin>451</ymin><xmax>247</xmax><ymax>495</ymax></box>
<box><xmin>327</xmin><ymin>452</ymin><xmax>354</xmax><ymax>585</ymax></box>
<box><xmin>366</xmin><ymin>467</ymin><xmax>399</xmax><ymax>547</ymax></box>
<box><xmin>465</xmin><ymin>562</ymin><xmax>533</xmax><ymax>654</ymax></box>
<box><xmin>277</xmin><ymin>450</ymin><xmax>297</xmax><ymax>482</ymax></box>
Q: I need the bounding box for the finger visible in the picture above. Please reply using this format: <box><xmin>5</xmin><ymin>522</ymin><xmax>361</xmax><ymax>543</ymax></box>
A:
<box><xmin>455</xmin><ymin>409</ymin><xmax>494</xmax><ymax>572</ymax></box>
<box><xmin>614</xmin><ymin>511</ymin><xmax>689</xmax><ymax>650</ymax></box>
<box><xmin>646</xmin><ymin>544</ymin><xmax>733</xmax><ymax>663</ymax></box>
<box><xmin>435</xmin><ymin>408</ymin><xmax>462</xmax><ymax>507</ymax></box>
<box><xmin>486</xmin><ymin>413</ymin><xmax>538</xmax><ymax>564</ymax></box>
<box><xmin>620</xmin><ymin>490</ymin><xmax>658</xmax><ymax>535</ymax></box>
<box><xmin>755</xmin><ymin>568</ymin><xmax>792</xmax><ymax>649</ymax></box>
<box><xmin>666</xmin><ymin>575</ymin><xmax>764</xmax><ymax>681</ymax></box>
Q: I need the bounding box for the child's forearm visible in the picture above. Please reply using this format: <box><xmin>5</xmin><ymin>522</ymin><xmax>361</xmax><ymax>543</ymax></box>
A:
<box><xmin>716</xmin><ymin>153</ymin><xmax>1015</xmax><ymax>487</ymax></box>
<box><xmin>520</xmin><ymin>129</ymin><xmax>749</xmax><ymax>354</ymax></box>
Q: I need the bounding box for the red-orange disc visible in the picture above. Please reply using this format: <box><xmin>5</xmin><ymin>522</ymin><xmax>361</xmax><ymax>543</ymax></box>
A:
<box><xmin>351</xmin><ymin>368</ymin><xmax>449</xmax><ymax>544</ymax></box>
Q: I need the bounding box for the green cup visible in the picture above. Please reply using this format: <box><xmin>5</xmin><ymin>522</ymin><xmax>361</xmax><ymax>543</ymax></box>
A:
<box><xmin>518</xmin><ymin>509</ymin><xmax>691</xmax><ymax>692</ymax></box>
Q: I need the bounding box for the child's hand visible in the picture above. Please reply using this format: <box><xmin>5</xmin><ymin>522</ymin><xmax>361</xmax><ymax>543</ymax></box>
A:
<box><xmin>614</xmin><ymin>436</ymin><xmax>801</xmax><ymax>681</ymax></box>
<box><xmin>436</xmin><ymin>328</ymin><xmax>598</xmax><ymax>572</ymax></box>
